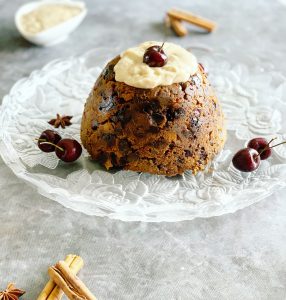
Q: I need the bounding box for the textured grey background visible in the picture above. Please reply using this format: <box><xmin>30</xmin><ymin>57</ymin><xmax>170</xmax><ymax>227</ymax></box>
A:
<box><xmin>1</xmin><ymin>0</ymin><xmax>286</xmax><ymax>299</ymax></box>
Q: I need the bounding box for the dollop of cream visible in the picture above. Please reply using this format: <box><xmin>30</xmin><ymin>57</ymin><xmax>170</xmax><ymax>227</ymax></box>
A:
<box><xmin>114</xmin><ymin>41</ymin><xmax>198</xmax><ymax>89</ymax></box>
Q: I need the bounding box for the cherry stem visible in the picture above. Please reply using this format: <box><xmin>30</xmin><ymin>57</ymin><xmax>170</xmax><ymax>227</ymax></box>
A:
<box><xmin>258</xmin><ymin>137</ymin><xmax>276</xmax><ymax>157</ymax></box>
<box><xmin>269</xmin><ymin>140</ymin><xmax>286</xmax><ymax>149</ymax></box>
<box><xmin>38</xmin><ymin>141</ymin><xmax>64</xmax><ymax>152</ymax></box>
<box><xmin>257</xmin><ymin>137</ymin><xmax>286</xmax><ymax>157</ymax></box>
<box><xmin>159</xmin><ymin>42</ymin><xmax>165</xmax><ymax>51</ymax></box>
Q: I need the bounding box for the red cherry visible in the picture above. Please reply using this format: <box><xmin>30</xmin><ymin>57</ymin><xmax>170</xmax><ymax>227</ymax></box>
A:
<box><xmin>38</xmin><ymin>130</ymin><xmax>61</xmax><ymax>152</ymax></box>
<box><xmin>55</xmin><ymin>139</ymin><xmax>82</xmax><ymax>162</ymax></box>
<box><xmin>247</xmin><ymin>137</ymin><xmax>271</xmax><ymax>160</ymax></box>
<box><xmin>232</xmin><ymin>148</ymin><xmax>261</xmax><ymax>172</ymax></box>
<box><xmin>143</xmin><ymin>43</ymin><xmax>168</xmax><ymax>67</ymax></box>
<box><xmin>146</xmin><ymin>45</ymin><xmax>161</xmax><ymax>52</ymax></box>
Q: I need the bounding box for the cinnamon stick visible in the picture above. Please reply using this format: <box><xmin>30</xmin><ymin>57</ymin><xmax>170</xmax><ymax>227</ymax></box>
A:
<box><xmin>48</xmin><ymin>261</ymin><xmax>97</xmax><ymax>300</ymax></box>
<box><xmin>168</xmin><ymin>16</ymin><xmax>188</xmax><ymax>37</ymax></box>
<box><xmin>167</xmin><ymin>9</ymin><xmax>217</xmax><ymax>32</ymax></box>
<box><xmin>37</xmin><ymin>255</ymin><xmax>83</xmax><ymax>300</ymax></box>
<box><xmin>47</xmin><ymin>256</ymin><xmax>84</xmax><ymax>300</ymax></box>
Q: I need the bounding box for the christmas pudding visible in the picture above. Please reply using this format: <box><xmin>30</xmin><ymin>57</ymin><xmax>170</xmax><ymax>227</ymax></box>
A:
<box><xmin>81</xmin><ymin>41</ymin><xmax>226</xmax><ymax>176</ymax></box>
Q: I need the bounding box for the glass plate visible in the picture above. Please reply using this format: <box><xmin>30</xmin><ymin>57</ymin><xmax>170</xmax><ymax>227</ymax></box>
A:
<box><xmin>1</xmin><ymin>48</ymin><xmax>286</xmax><ymax>222</ymax></box>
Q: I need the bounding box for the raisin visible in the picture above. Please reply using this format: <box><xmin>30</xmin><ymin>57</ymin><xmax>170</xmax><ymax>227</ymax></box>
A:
<box><xmin>142</xmin><ymin>100</ymin><xmax>160</xmax><ymax>114</ymax></box>
<box><xmin>119</xmin><ymin>156</ymin><xmax>127</xmax><ymax>166</ymax></box>
<box><xmin>97</xmin><ymin>152</ymin><xmax>108</xmax><ymax>164</ymax></box>
<box><xmin>166</xmin><ymin>108</ymin><xmax>185</xmax><ymax>122</ymax></box>
<box><xmin>119</xmin><ymin>139</ymin><xmax>131</xmax><ymax>152</ymax></box>
<box><xmin>166</xmin><ymin>108</ymin><xmax>173</xmax><ymax>121</ymax></box>
<box><xmin>184</xmin><ymin>150</ymin><xmax>192</xmax><ymax>157</ymax></box>
<box><xmin>169</xmin><ymin>142</ymin><xmax>175</xmax><ymax>150</ymax></box>
<box><xmin>116</xmin><ymin>106</ymin><xmax>132</xmax><ymax>127</ymax></box>
<box><xmin>110</xmin><ymin>152</ymin><xmax>118</xmax><ymax>166</ymax></box>
<box><xmin>149</xmin><ymin>126</ymin><xmax>160</xmax><ymax>133</ymax></box>
<box><xmin>200</xmin><ymin>147</ymin><xmax>207</xmax><ymax>160</ymax></box>
<box><xmin>181</xmin><ymin>82</ymin><xmax>188</xmax><ymax>91</ymax></box>
<box><xmin>142</xmin><ymin>104</ymin><xmax>152</xmax><ymax>114</ymax></box>
<box><xmin>152</xmin><ymin>113</ymin><xmax>165</xmax><ymax>126</ymax></box>
<box><xmin>102</xmin><ymin>134</ymin><xmax>116</xmax><ymax>147</ymax></box>
<box><xmin>118</xmin><ymin>97</ymin><xmax>125</xmax><ymax>104</ymax></box>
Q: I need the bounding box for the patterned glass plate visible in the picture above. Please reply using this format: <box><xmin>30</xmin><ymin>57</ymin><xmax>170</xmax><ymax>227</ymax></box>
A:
<box><xmin>1</xmin><ymin>48</ymin><xmax>286</xmax><ymax>222</ymax></box>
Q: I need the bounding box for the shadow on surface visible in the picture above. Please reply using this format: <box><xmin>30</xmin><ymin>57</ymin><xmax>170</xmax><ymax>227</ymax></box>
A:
<box><xmin>0</xmin><ymin>24</ymin><xmax>34</xmax><ymax>52</ymax></box>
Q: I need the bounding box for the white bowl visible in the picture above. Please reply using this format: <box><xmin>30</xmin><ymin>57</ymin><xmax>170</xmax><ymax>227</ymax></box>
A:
<box><xmin>15</xmin><ymin>0</ymin><xmax>87</xmax><ymax>46</ymax></box>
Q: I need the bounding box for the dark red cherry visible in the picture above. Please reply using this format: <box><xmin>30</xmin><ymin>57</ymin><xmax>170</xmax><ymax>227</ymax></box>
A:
<box><xmin>232</xmin><ymin>148</ymin><xmax>261</xmax><ymax>172</ymax></box>
<box><xmin>247</xmin><ymin>137</ymin><xmax>271</xmax><ymax>160</ymax></box>
<box><xmin>55</xmin><ymin>139</ymin><xmax>82</xmax><ymax>162</ymax></box>
<box><xmin>38</xmin><ymin>130</ymin><xmax>61</xmax><ymax>152</ymax></box>
<box><xmin>143</xmin><ymin>44</ymin><xmax>168</xmax><ymax>67</ymax></box>
<box><xmin>146</xmin><ymin>45</ymin><xmax>161</xmax><ymax>52</ymax></box>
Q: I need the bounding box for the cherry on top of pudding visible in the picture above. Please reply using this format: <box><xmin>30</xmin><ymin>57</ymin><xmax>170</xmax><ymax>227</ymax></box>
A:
<box><xmin>114</xmin><ymin>41</ymin><xmax>198</xmax><ymax>89</ymax></box>
<box><xmin>143</xmin><ymin>43</ymin><xmax>168</xmax><ymax>67</ymax></box>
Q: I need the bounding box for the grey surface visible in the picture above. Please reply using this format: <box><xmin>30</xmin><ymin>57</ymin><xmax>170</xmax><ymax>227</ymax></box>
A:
<box><xmin>1</xmin><ymin>0</ymin><xmax>286</xmax><ymax>299</ymax></box>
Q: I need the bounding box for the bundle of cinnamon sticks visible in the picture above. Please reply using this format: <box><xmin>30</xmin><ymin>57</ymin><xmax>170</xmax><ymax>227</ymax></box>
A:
<box><xmin>166</xmin><ymin>8</ymin><xmax>217</xmax><ymax>37</ymax></box>
<box><xmin>37</xmin><ymin>254</ymin><xmax>96</xmax><ymax>300</ymax></box>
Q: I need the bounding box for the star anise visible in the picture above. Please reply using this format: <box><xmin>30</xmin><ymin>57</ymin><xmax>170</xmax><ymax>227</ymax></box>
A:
<box><xmin>48</xmin><ymin>114</ymin><xmax>73</xmax><ymax>129</ymax></box>
<box><xmin>0</xmin><ymin>283</ymin><xmax>25</xmax><ymax>300</ymax></box>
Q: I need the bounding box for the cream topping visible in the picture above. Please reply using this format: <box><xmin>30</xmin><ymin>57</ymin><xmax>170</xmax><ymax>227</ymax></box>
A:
<box><xmin>114</xmin><ymin>41</ymin><xmax>198</xmax><ymax>89</ymax></box>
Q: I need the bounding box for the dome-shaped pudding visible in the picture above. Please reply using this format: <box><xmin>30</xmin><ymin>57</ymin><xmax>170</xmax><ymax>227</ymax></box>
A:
<box><xmin>81</xmin><ymin>42</ymin><xmax>226</xmax><ymax>176</ymax></box>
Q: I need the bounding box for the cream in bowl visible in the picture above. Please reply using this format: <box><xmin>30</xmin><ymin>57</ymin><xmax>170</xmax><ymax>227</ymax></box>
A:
<box><xmin>15</xmin><ymin>0</ymin><xmax>87</xmax><ymax>46</ymax></box>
